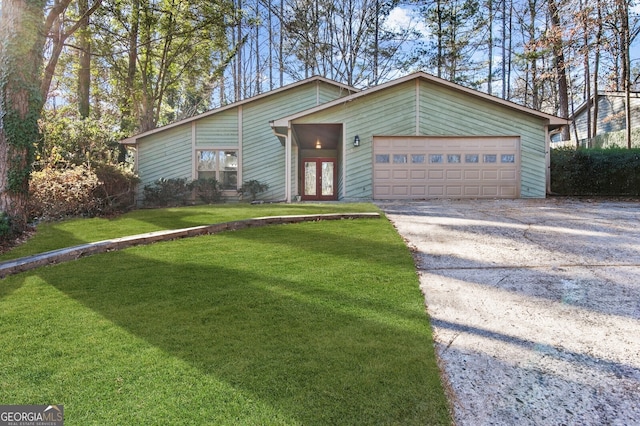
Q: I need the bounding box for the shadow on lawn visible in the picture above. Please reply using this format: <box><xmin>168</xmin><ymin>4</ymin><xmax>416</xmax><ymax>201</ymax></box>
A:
<box><xmin>126</xmin><ymin>203</ymin><xmax>379</xmax><ymax>232</ymax></box>
<box><xmin>35</xmin><ymin>222</ymin><xmax>450</xmax><ymax>425</ymax></box>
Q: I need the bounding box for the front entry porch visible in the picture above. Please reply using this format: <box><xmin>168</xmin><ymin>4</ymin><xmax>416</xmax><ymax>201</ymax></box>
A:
<box><xmin>292</xmin><ymin>123</ymin><xmax>342</xmax><ymax>201</ymax></box>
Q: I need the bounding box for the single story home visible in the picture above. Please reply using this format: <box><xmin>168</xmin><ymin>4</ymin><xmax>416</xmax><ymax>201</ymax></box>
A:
<box><xmin>121</xmin><ymin>72</ymin><xmax>568</xmax><ymax>203</ymax></box>
<box><xmin>568</xmin><ymin>91</ymin><xmax>640</xmax><ymax>148</ymax></box>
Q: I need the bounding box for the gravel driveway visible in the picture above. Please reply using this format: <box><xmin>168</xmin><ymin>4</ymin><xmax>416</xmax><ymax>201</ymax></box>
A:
<box><xmin>379</xmin><ymin>198</ymin><xmax>640</xmax><ymax>425</ymax></box>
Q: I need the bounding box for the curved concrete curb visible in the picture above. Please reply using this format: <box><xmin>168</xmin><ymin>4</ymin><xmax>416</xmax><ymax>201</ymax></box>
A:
<box><xmin>0</xmin><ymin>212</ymin><xmax>380</xmax><ymax>279</ymax></box>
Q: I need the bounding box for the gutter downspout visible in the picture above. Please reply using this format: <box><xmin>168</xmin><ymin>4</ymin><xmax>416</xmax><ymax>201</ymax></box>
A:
<box><xmin>547</xmin><ymin>126</ymin><xmax>562</xmax><ymax>195</ymax></box>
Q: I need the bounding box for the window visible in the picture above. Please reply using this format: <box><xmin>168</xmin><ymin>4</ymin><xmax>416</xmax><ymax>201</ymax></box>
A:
<box><xmin>465</xmin><ymin>154</ymin><xmax>479</xmax><ymax>163</ymax></box>
<box><xmin>393</xmin><ymin>154</ymin><xmax>408</xmax><ymax>164</ymax></box>
<box><xmin>484</xmin><ymin>154</ymin><xmax>497</xmax><ymax>163</ymax></box>
<box><xmin>412</xmin><ymin>154</ymin><xmax>426</xmax><ymax>164</ymax></box>
<box><xmin>375</xmin><ymin>154</ymin><xmax>390</xmax><ymax>163</ymax></box>
<box><xmin>196</xmin><ymin>149</ymin><xmax>238</xmax><ymax>189</ymax></box>
<box><xmin>430</xmin><ymin>154</ymin><xmax>443</xmax><ymax>163</ymax></box>
<box><xmin>501</xmin><ymin>154</ymin><xmax>516</xmax><ymax>163</ymax></box>
<box><xmin>447</xmin><ymin>154</ymin><xmax>461</xmax><ymax>163</ymax></box>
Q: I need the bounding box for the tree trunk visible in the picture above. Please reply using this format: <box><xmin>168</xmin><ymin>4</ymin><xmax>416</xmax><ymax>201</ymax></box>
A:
<box><xmin>487</xmin><ymin>0</ymin><xmax>493</xmax><ymax>95</ymax></box>
<box><xmin>0</xmin><ymin>0</ymin><xmax>46</xmax><ymax>233</ymax></box>
<box><xmin>618</xmin><ymin>0</ymin><xmax>632</xmax><ymax>148</ymax></box>
<box><xmin>549</xmin><ymin>0</ymin><xmax>570</xmax><ymax>140</ymax></box>
<box><xmin>436</xmin><ymin>0</ymin><xmax>443</xmax><ymax>78</ymax></box>
<box><xmin>582</xmin><ymin>0</ymin><xmax>591</xmax><ymax>145</ymax></box>
<box><xmin>78</xmin><ymin>0</ymin><xmax>91</xmax><ymax>118</ymax></box>
<box><xmin>279</xmin><ymin>0</ymin><xmax>284</xmax><ymax>87</ymax></box>
<box><xmin>120</xmin><ymin>0</ymin><xmax>140</xmax><ymax>134</ymax></box>
<box><xmin>592</xmin><ymin>0</ymin><xmax>602</xmax><ymax>140</ymax></box>
<box><xmin>236</xmin><ymin>0</ymin><xmax>243</xmax><ymax>100</ymax></box>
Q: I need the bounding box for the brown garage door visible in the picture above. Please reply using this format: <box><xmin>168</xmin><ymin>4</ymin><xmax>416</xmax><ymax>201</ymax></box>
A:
<box><xmin>373</xmin><ymin>136</ymin><xmax>520</xmax><ymax>199</ymax></box>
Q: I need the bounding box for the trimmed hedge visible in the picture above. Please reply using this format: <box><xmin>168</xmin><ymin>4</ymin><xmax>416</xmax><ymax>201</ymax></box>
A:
<box><xmin>550</xmin><ymin>147</ymin><xmax>640</xmax><ymax>195</ymax></box>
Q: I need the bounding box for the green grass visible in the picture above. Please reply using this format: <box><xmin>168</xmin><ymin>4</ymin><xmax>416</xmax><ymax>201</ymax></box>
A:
<box><xmin>0</xmin><ymin>203</ymin><xmax>378</xmax><ymax>261</ymax></box>
<box><xmin>0</xmin><ymin>205</ymin><xmax>452</xmax><ymax>425</ymax></box>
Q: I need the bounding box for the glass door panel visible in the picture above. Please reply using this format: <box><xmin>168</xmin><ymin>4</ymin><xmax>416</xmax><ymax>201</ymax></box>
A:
<box><xmin>302</xmin><ymin>158</ymin><xmax>336</xmax><ymax>200</ymax></box>
<box><xmin>304</xmin><ymin>161</ymin><xmax>317</xmax><ymax>196</ymax></box>
<box><xmin>321</xmin><ymin>161</ymin><xmax>334</xmax><ymax>196</ymax></box>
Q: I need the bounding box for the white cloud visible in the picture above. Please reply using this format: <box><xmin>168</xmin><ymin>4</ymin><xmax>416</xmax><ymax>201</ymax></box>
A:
<box><xmin>384</xmin><ymin>5</ymin><xmax>429</xmax><ymax>37</ymax></box>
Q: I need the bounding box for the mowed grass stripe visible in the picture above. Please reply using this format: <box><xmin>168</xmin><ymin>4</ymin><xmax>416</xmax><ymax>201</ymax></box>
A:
<box><xmin>0</xmin><ymin>215</ymin><xmax>451</xmax><ymax>425</ymax></box>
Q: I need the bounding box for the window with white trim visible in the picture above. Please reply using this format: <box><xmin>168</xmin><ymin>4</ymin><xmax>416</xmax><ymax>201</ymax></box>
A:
<box><xmin>196</xmin><ymin>149</ymin><xmax>238</xmax><ymax>189</ymax></box>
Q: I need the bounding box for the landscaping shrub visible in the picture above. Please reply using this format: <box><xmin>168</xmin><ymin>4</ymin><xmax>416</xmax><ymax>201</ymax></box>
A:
<box><xmin>29</xmin><ymin>165</ymin><xmax>102</xmax><ymax>220</ymax></box>
<box><xmin>551</xmin><ymin>147</ymin><xmax>640</xmax><ymax>195</ymax></box>
<box><xmin>187</xmin><ymin>178</ymin><xmax>222</xmax><ymax>204</ymax></box>
<box><xmin>143</xmin><ymin>178</ymin><xmax>190</xmax><ymax>206</ymax></box>
<box><xmin>28</xmin><ymin>165</ymin><xmax>138</xmax><ymax>221</ymax></box>
<box><xmin>0</xmin><ymin>212</ymin><xmax>11</xmax><ymax>240</ymax></box>
<box><xmin>93</xmin><ymin>164</ymin><xmax>139</xmax><ymax>214</ymax></box>
<box><xmin>238</xmin><ymin>179</ymin><xmax>269</xmax><ymax>201</ymax></box>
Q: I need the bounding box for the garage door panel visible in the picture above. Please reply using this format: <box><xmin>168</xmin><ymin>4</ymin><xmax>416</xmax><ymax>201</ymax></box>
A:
<box><xmin>482</xmin><ymin>187</ymin><xmax>499</xmax><ymax>196</ymax></box>
<box><xmin>373</xmin><ymin>136</ymin><xmax>520</xmax><ymax>199</ymax></box>
<box><xmin>446</xmin><ymin>170</ymin><xmax>463</xmax><ymax>180</ymax></box>
<box><xmin>411</xmin><ymin>170</ymin><xmax>426</xmax><ymax>179</ymax></box>
<box><xmin>429</xmin><ymin>170</ymin><xmax>444</xmax><ymax>179</ymax></box>
<box><xmin>392</xmin><ymin>170</ymin><xmax>409</xmax><ymax>179</ymax></box>
<box><xmin>392</xmin><ymin>186</ymin><xmax>409</xmax><ymax>196</ymax></box>
<box><xmin>482</xmin><ymin>170</ymin><xmax>499</xmax><ymax>180</ymax></box>
<box><xmin>376</xmin><ymin>185</ymin><xmax>391</xmax><ymax>196</ymax></box>
<box><xmin>410</xmin><ymin>186</ymin><xmax>426</xmax><ymax>196</ymax></box>
<box><xmin>375</xmin><ymin>169</ymin><xmax>391</xmax><ymax>179</ymax></box>
<box><xmin>500</xmin><ymin>170</ymin><xmax>517</xmax><ymax>179</ymax></box>
<box><xmin>446</xmin><ymin>186</ymin><xmax>463</xmax><ymax>196</ymax></box>
<box><xmin>428</xmin><ymin>186</ymin><xmax>444</xmax><ymax>196</ymax></box>
<box><xmin>464</xmin><ymin>186</ymin><xmax>481</xmax><ymax>196</ymax></box>
<box><xmin>464</xmin><ymin>170</ymin><xmax>481</xmax><ymax>179</ymax></box>
<box><xmin>500</xmin><ymin>186</ymin><xmax>518</xmax><ymax>197</ymax></box>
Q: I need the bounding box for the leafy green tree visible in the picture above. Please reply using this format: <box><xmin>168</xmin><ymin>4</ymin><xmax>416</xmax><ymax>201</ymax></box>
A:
<box><xmin>415</xmin><ymin>0</ymin><xmax>484</xmax><ymax>86</ymax></box>
<box><xmin>38</xmin><ymin>108</ymin><xmax>125</xmax><ymax>169</ymax></box>
<box><xmin>92</xmin><ymin>0</ymin><xmax>236</xmax><ymax>133</ymax></box>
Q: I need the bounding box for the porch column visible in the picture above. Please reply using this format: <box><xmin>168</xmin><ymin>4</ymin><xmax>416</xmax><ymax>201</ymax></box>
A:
<box><xmin>285</xmin><ymin>126</ymin><xmax>292</xmax><ymax>203</ymax></box>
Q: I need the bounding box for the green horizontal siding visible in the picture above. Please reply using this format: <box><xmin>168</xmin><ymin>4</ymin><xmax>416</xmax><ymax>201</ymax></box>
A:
<box><xmin>195</xmin><ymin>109</ymin><xmax>238</xmax><ymax>146</ymax></box>
<box><xmin>317</xmin><ymin>81</ymin><xmax>356</xmax><ymax>104</ymax></box>
<box><xmin>292</xmin><ymin>78</ymin><xmax>548</xmax><ymax>199</ymax></box>
<box><xmin>136</xmin><ymin>124</ymin><xmax>193</xmax><ymax>203</ymax></box>
<box><xmin>243</xmin><ymin>84</ymin><xmax>330</xmax><ymax>200</ymax></box>
<box><xmin>295</xmin><ymin>81</ymin><xmax>418</xmax><ymax>200</ymax></box>
<box><xmin>133</xmin><ymin>79</ymin><xmax>352</xmax><ymax>203</ymax></box>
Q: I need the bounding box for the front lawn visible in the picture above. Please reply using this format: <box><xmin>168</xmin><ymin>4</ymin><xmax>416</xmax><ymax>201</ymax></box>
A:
<box><xmin>0</xmin><ymin>203</ymin><xmax>378</xmax><ymax>260</ymax></box>
<box><xmin>0</xmin><ymin>205</ymin><xmax>451</xmax><ymax>425</ymax></box>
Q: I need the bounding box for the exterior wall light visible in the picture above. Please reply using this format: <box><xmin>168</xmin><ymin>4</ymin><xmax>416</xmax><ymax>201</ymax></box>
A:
<box><xmin>315</xmin><ymin>139</ymin><xmax>322</xmax><ymax>149</ymax></box>
<box><xmin>353</xmin><ymin>135</ymin><xmax>360</xmax><ymax>147</ymax></box>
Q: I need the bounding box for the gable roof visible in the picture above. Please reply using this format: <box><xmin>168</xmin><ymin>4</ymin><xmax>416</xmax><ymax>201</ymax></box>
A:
<box><xmin>120</xmin><ymin>76</ymin><xmax>359</xmax><ymax>145</ymax></box>
<box><xmin>571</xmin><ymin>91</ymin><xmax>640</xmax><ymax>120</ymax></box>
<box><xmin>272</xmin><ymin>71</ymin><xmax>569</xmax><ymax>129</ymax></box>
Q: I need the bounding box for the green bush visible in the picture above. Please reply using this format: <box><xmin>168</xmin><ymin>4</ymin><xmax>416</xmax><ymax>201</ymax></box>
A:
<box><xmin>38</xmin><ymin>110</ymin><xmax>125</xmax><ymax>168</ymax></box>
<box><xmin>143</xmin><ymin>178</ymin><xmax>190</xmax><ymax>207</ymax></box>
<box><xmin>238</xmin><ymin>180</ymin><xmax>269</xmax><ymax>201</ymax></box>
<box><xmin>187</xmin><ymin>178</ymin><xmax>222</xmax><ymax>204</ymax></box>
<box><xmin>551</xmin><ymin>147</ymin><xmax>640</xmax><ymax>195</ymax></box>
<box><xmin>0</xmin><ymin>212</ymin><xmax>11</xmax><ymax>240</ymax></box>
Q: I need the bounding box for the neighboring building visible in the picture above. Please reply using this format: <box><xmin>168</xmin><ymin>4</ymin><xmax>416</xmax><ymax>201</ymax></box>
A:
<box><xmin>568</xmin><ymin>91</ymin><xmax>640</xmax><ymax>148</ymax></box>
<box><xmin>121</xmin><ymin>72</ymin><xmax>567</xmax><ymax>203</ymax></box>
